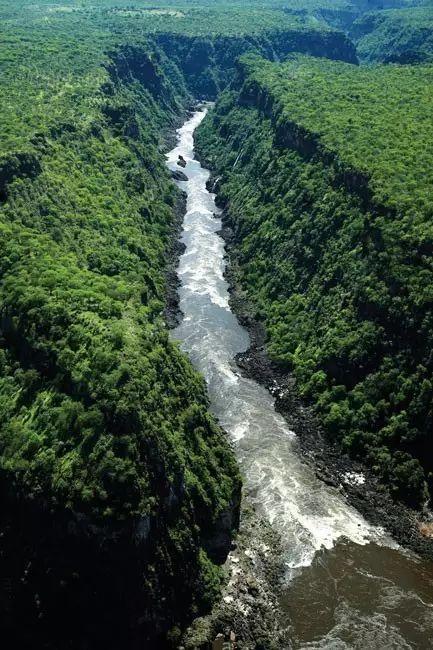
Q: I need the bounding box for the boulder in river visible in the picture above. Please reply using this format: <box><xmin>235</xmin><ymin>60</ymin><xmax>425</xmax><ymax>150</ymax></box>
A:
<box><xmin>171</xmin><ymin>168</ymin><xmax>188</xmax><ymax>181</ymax></box>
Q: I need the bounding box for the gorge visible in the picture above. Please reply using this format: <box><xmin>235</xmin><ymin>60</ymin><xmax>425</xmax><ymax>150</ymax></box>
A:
<box><xmin>1</xmin><ymin>1</ymin><xmax>433</xmax><ymax>648</ymax></box>
<box><xmin>167</xmin><ymin>107</ymin><xmax>433</xmax><ymax>649</ymax></box>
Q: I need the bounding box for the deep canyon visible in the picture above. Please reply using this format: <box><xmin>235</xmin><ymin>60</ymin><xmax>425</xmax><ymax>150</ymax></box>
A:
<box><xmin>1</xmin><ymin>1</ymin><xmax>433</xmax><ymax>648</ymax></box>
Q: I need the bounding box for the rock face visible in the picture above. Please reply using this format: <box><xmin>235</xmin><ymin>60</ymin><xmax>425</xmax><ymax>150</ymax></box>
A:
<box><xmin>163</xmin><ymin>193</ymin><xmax>187</xmax><ymax>329</ymax></box>
<box><xmin>182</xmin><ymin>504</ymin><xmax>291</xmax><ymax>650</ymax></box>
<box><xmin>105</xmin><ymin>45</ymin><xmax>165</xmax><ymax>94</ymax></box>
<box><xmin>154</xmin><ymin>28</ymin><xmax>357</xmax><ymax>99</ymax></box>
<box><xmin>171</xmin><ymin>168</ymin><xmax>189</xmax><ymax>181</ymax></box>
<box><xmin>203</xmin><ymin>498</ymin><xmax>241</xmax><ymax>564</ymax></box>
<box><xmin>0</xmin><ymin>455</ymin><xmax>242</xmax><ymax>649</ymax></box>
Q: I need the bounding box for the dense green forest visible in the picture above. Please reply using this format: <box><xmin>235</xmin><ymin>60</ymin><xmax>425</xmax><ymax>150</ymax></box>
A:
<box><xmin>239</xmin><ymin>55</ymin><xmax>433</xmax><ymax>213</ymax></box>
<box><xmin>352</xmin><ymin>6</ymin><xmax>433</xmax><ymax>62</ymax></box>
<box><xmin>196</xmin><ymin>53</ymin><xmax>433</xmax><ymax>507</ymax></box>
<box><xmin>2</xmin><ymin>0</ymin><xmax>433</xmax><ymax>646</ymax></box>
<box><xmin>0</xmin><ymin>14</ymin><xmax>241</xmax><ymax>650</ymax></box>
<box><xmin>0</xmin><ymin>0</ymin><xmax>368</xmax><ymax>646</ymax></box>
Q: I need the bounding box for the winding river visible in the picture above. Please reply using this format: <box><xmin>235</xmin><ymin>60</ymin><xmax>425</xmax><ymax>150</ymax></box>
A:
<box><xmin>166</xmin><ymin>109</ymin><xmax>433</xmax><ymax>649</ymax></box>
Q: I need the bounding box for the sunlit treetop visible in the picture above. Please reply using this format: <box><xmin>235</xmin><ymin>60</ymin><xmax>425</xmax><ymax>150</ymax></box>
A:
<box><xmin>240</xmin><ymin>53</ymin><xmax>433</xmax><ymax>217</ymax></box>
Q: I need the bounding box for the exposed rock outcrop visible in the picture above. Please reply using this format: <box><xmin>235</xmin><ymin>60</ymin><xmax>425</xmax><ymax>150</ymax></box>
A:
<box><xmin>182</xmin><ymin>504</ymin><xmax>291</xmax><ymax>650</ymax></box>
<box><xmin>172</xmin><ymin>168</ymin><xmax>189</xmax><ymax>181</ymax></box>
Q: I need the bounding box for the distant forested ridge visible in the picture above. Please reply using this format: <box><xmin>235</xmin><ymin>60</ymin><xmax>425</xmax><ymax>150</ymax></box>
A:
<box><xmin>196</xmin><ymin>53</ymin><xmax>433</xmax><ymax>508</ymax></box>
<box><xmin>351</xmin><ymin>6</ymin><xmax>433</xmax><ymax>62</ymax></box>
<box><xmin>0</xmin><ymin>0</ymin><xmax>362</xmax><ymax>646</ymax></box>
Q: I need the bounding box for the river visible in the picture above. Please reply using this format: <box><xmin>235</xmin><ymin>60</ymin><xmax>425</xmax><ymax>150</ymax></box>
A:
<box><xmin>166</xmin><ymin>108</ymin><xmax>433</xmax><ymax>649</ymax></box>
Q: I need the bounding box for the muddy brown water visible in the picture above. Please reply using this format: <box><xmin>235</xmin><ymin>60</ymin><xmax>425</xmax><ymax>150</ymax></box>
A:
<box><xmin>166</xmin><ymin>109</ymin><xmax>433</xmax><ymax>649</ymax></box>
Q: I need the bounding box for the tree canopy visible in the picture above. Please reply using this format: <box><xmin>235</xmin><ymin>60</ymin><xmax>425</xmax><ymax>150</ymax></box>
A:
<box><xmin>196</xmin><ymin>53</ymin><xmax>433</xmax><ymax>506</ymax></box>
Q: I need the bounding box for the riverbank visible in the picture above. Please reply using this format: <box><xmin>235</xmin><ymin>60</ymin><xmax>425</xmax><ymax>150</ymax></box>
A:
<box><xmin>217</xmin><ymin>218</ymin><xmax>433</xmax><ymax>562</ymax></box>
<box><xmin>182</xmin><ymin>504</ymin><xmax>291</xmax><ymax>650</ymax></box>
<box><xmin>163</xmin><ymin>189</ymin><xmax>187</xmax><ymax>328</ymax></box>
<box><xmin>166</xmin><ymin>109</ymin><xmax>291</xmax><ymax>650</ymax></box>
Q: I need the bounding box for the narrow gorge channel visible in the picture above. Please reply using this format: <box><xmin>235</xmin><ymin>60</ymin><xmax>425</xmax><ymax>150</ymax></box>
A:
<box><xmin>167</xmin><ymin>109</ymin><xmax>433</xmax><ymax>649</ymax></box>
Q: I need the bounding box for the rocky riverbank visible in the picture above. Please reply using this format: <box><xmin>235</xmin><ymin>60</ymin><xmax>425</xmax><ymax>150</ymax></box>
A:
<box><xmin>163</xmin><ymin>104</ymin><xmax>206</xmax><ymax>329</ymax></box>
<box><xmin>218</xmin><ymin>219</ymin><xmax>433</xmax><ymax>563</ymax></box>
<box><xmin>181</xmin><ymin>503</ymin><xmax>291</xmax><ymax>650</ymax></box>
<box><xmin>169</xmin><ymin>112</ymin><xmax>292</xmax><ymax>650</ymax></box>
<box><xmin>163</xmin><ymin>189</ymin><xmax>187</xmax><ymax>328</ymax></box>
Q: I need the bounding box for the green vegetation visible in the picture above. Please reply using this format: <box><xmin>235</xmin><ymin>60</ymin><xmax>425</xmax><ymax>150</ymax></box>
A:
<box><xmin>4</xmin><ymin>0</ymin><xmax>432</xmax><ymax>643</ymax></box>
<box><xmin>352</xmin><ymin>6</ymin><xmax>433</xmax><ymax>62</ymax></box>
<box><xmin>240</xmin><ymin>54</ymin><xmax>433</xmax><ymax>214</ymax></box>
<box><xmin>0</xmin><ymin>2</ymin><xmax>247</xmax><ymax>645</ymax></box>
<box><xmin>1</xmin><ymin>0</ymin><xmax>359</xmax><ymax>643</ymax></box>
<box><xmin>0</xmin><ymin>0</ymin><xmax>356</xmax><ymax>100</ymax></box>
<box><xmin>105</xmin><ymin>5</ymin><xmax>315</xmax><ymax>36</ymax></box>
<box><xmin>0</xmin><ymin>3</ymin><xmax>355</xmax><ymax>526</ymax></box>
<box><xmin>196</xmin><ymin>53</ymin><xmax>433</xmax><ymax>506</ymax></box>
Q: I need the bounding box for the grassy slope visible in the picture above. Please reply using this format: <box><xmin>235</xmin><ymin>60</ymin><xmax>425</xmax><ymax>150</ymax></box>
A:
<box><xmin>196</xmin><ymin>54</ymin><xmax>433</xmax><ymax>506</ymax></box>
